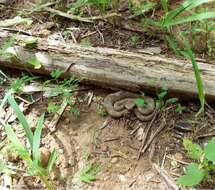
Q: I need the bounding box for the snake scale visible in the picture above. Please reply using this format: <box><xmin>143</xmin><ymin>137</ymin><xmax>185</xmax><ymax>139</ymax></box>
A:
<box><xmin>103</xmin><ymin>91</ymin><xmax>155</xmax><ymax>121</ymax></box>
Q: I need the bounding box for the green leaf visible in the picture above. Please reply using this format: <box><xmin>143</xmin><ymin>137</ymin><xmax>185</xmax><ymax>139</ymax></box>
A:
<box><xmin>166</xmin><ymin>98</ymin><xmax>178</xmax><ymax>104</ymax></box>
<box><xmin>162</xmin><ymin>0</ymin><xmax>211</xmax><ymax>27</ymax></box>
<box><xmin>27</xmin><ymin>57</ymin><xmax>41</xmax><ymax>69</ymax></box>
<box><xmin>165</xmin><ymin>11</ymin><xmax>215</xmax><ymax>27</ymax></box>
<box><xmin>24</xmin><ymin>37</ymin><xmax>38</xmax><ymax>48</ymax></box>
<box><xmin>7</xmin><ymin>94</ymin><xmax>34</xmax><ymax>148</ymax></box>
<box><xmin>158</xmin><ymin>89</ymin><xmax>168</xmax><ymax>100</ymax></box>
<box><xmin>79</xmin><ymin>164</ymin><xmax>100</xmax><ymax>183</ymax></box>
<box><xmin>50</xmin><ymin>69</ymin><xmax>62</xmax><ymax>79</ymax></box>
<box><xmin>181</xmin><ymin>35</ymin><xmax>205</xmax><ymax>111</ymax></box>
<box><xmin>33</xmin><ymin>114</ymin><xmax>45</xmax><ymax>165</ymax></box>
<box><xmin>0</xmin><ymin>35</ymin><xmax>16</xmax><ymax>57</ymax></box>
<box><xmin>47</xmin><ymin>149</ymin><xmax>57</xmax><ymax>172</ymax></box>
<box><xmin>177</xmin><ymin>163</ymin><xmax>205</xmax><ymax>186</ymax></box>
<box><xmin>135</xmin><ymin>98</ymin><xmax>145</xmax><ymax>107</ymax></box>
<box><xmin>5</xmin><ymin>124</ymin><xmax>24</xmax><ymax>148</ymax></box>
<box><xmin>204</xmin><ymin>137</ymin><xmax>215</xmax><ymax>162</ymax></box>
<box><xmin>161</xmin><ymin>0</ymin><xmax>168</xmax><ymax>14</ymax></box>
<box><xmin>183</xmin><ymin>139</ymin><xmax>203</xmax><ymax>160</ymax></box>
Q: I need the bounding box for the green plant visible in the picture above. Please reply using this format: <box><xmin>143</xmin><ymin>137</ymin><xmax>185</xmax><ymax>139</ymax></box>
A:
<box><xmin>129</xmin><ymin>0</ymin><xmax>156</xmax><ymax>17</ymax></box>
<box><xmin>0</xmin><ymin>35</ymin><xmax>16</xmax><ymax>59</ymax></box>
<box><xmin>10</xmin><ymin>74</ymin><xmax>38</xmax><ymax>94</ymax></box>
<box><xmin>4</xmin><ymin>94</ymin><xmax>57</xmax><ymax>190</ymax></box>
<box><xmin>47</xmin><ymin>102</ymin><xmax>60</xmax><ymax>114</ymax></box>
<box><xmin>50</xmin><ymin>69</ymin><xmax>62</xmax><ymax>80</ymax></box>
<box><xmin>177</xmin><ymin>138</ymin><xmax>215</xmax><ymax>187</ymax></box>
<box><xmin>79</xmin><ymin>164</ymin><xmax>100</xmax><ymax>183</ymax></box>
<box><xmin>96</xmin><ymin>105</ymin><xmax>107</xmax><ymax>117</ymax></box>
<box><xmin>156</xmin><ymin>87</ymin><xmax>168</xmax><ymax>108</ymax></box>
<box><xmin>128</xmin><ymin>35</ymin><xmax>139</xmax><ymax>46</ymax></box>
<box><xmin>88</xmin><ymin>0</ymin><xmax>110</xmax><ymax>12</ymax></box>
<box><xmin>181</xmin><ymin>35</ymin><xmax>205</xmax><ymax>114</ymax></box>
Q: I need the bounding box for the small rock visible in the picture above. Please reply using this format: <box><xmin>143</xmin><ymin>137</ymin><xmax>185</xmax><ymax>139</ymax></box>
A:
<box><xmin>100</xmin><ymin>144</ymin><xmax>108</xmax><ymax>152</ymax></box>
<box><xmin>58</xmin><ymin>149</ymin><xmax>64</xmax><ymax>154</ymax></box>
<box><xmin>118</xmin><ymin>174</ymin><xmax>126</xmax><ymax>182</ymax></box>
<box><xmin>40</xmin><ymin>147</ymin><xmax>51</xmax><ymax>167</ymax></box>
<box><xmin>111</xmin><ymin>157</ymin><xmax>118</xmax><ymax>164</ymax></box>
<box><xmin>144</xmin><ymin>171</ymin><xmax>155</xmax><ymax>182</ymax></box>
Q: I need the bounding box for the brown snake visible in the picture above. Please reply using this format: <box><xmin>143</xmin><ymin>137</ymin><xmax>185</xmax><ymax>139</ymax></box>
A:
<box><xmin>103</xmin><ymin>91</ymin><xmax>155</xmax><ymax>121</ymax></box>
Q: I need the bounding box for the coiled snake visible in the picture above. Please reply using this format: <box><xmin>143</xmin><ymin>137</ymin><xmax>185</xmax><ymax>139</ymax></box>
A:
<box><xmin>103</xmin><ymin>91</ymin><xmax>155</xmax><ymax>121</ymax></box>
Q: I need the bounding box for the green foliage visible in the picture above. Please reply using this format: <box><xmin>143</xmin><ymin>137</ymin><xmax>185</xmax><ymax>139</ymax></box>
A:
<box><xmin>178</xmin><ymin>138</ymin><xmax>215</xmax><ymax>187</ymax></box>
<box><xmin>166</xmin><ymin>97</ymin><xmax>178</xmax><ymax>105</ymax></box>
<box><xmin>161</xmin><ymin>0</ymin><xmax>215</xmax><ymax>27</ymax></box>
<box><xmin>27</xmin><ymin>56</ymin><xmax>41</xmax><ymax>69</ymax></box>
<box><xmin>135</xmin><ymin>98</ymin><xmax>145</xmax><ymax>107</ymax></box>
<box><xmin>7</xmin><ymin>94</ymin><xmax>34</xmax><ymax>148</ymax></box>
<box><xmin>80</xmin><ymin>38</ymin><xmax>91</xmax><ymax>47</ymax></box>
<box><xmin>204</xmin><ymin>137</ymin><xmax>215</xmax><ymax>162</ymax></box>
<box><xmin>24</xmin><ymin>36</ymin><xmax>38</xmax><ymax>48</ymax></box>
<box><xmin>0</xmin><ymin>35</ymin><xmax>16</xmax><ymax>58</ymax></box>
<box><xmin>96</xmin><ymin>105</ymin><xmax>107</xmax><ymax>117</ymax></box>
<box><xmin>71</xmin><ymin>106</ymin><xmax>80</xmax><ymax>116</ymax></box>
<box><xmin>47</xmin><ymin>102</ymin><xmax>60</xmax><ymax>114</ymax></box>
<box><xmin>4</xmin><ymin>94</ymin><xmax>56</xmax><ymax>190</ymax></box>
<box><xmin>51</xmin><ymin>69</ymin><xmax>62</xmax><ymax>79</ymax></box>
<box><xmin>174</xmin><ymin>103</ymin><xmax>186</xmax><ymax>114</ymax></box>
<box><xmin>183</xmin><ymin>139</ymin><xmax>203</xmax><ymax>160</ymax></box>
<box><xmin>88</xmin><ymin>0</ymin><xmax>109</xmax><ymax>11</ymax></box>
<box><xmin>10</xmin><ymin>74</ymin><xmax>38</xmax><ymax>94</ymax></box>
<box><xmin>129</xmin><ymin>0</ymin><xmax>156</xmax><ymax>16</ymax></box>
<box><xmin>79</xmin><ymin>164</ymin><xmax>100</xmax><ymax>183</ymax></box>
<box><xmin>156</xmin><ymin>87</ymin><xmax>168</xmax><ymax>109</ymax></box>
<box><xmin>128</xmin><ymin>35</ymin><xmax>139</xmax><ymax>46</ymax></box>
<box><xmin>181</xmin><ymin>36</ymin><xmax>205</xmax><ymax>113</ymax></box>
<box><xmin>177</xmin><ymin>163</ymin><xmax>206</xmax><ymax>186</ymax></box>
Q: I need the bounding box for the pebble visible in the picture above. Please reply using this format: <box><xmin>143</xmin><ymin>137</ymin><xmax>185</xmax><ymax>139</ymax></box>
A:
<box><xmin>111</xmin><ymin>157</ymin><xmax>118</xmax><ymax>164</ymax></box>
<box><xmin>100</xmin><ymin>144</ymin><xmax>109</xmax><ymax>152</ymax></box>
<box><xmin>118</xmin><ymin>174</ymin><xmax>126</xmax><ymax>182</ymax></box>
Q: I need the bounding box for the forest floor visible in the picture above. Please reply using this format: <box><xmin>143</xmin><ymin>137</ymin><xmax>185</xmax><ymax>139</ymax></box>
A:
<box><xmin>0</xmin><ymin>1</ymin><xmax>215</xmax><ymax>190</ymax></box>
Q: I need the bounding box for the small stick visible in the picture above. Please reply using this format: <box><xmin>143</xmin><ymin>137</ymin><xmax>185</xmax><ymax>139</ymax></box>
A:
<box><xmin>137</xmin><ymin>110</ymin><xmax>158</xmax><ymax>160</ymax></box>
<box><xmin>100</xmin><ymin>117</ymin><xmax>112</xmax><ymax>129</ymax></box>
<box><xmin>161</xmin><ymin>148</ymin><xmax>167</xmax><ymax>169</ymax></box>
<box><xmin>104</xmin><ymin>137</ymin><xmax>120</xmax><ymax>142</ymax></box>
<box><xmin>197</xmin><ymin>132</ymin><xmax>215</xmax><ymax>139</ymax></box>
<box><xmin>141</xmin><ymin>118</ymin><xmax>166</xmax><ymax>154</ymax></box>
<box><xmin>166</xmin><ymin>155</ymin><xmax>189</xmax><ymax>165</ymax></box>
<box><xmin>153</xmin><ymin>163</ymin><xmax>179</xmax><ymax>190</ymax></box>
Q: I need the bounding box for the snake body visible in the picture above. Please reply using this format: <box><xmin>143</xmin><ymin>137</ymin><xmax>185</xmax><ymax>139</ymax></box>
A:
<box><xmin>103</xmin><ymin>91</ymin><xmax>155</xmax><ymax>121</ymax></box>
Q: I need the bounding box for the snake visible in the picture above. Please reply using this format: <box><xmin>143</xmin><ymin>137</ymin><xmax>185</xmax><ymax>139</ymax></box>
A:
<box><xmin>103</xmin><ymin>91</ymin><xmax>155</xmax><ymax>121</ymax></box>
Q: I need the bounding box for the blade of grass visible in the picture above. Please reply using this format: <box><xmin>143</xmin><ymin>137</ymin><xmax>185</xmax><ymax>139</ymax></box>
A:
<box><xmin>4</xmin><ymin>124</ymin><xmax>32</xmax><ymax>163</ymax></box>
<box><xmin>162</xmin><ymin>0</ymin><xmax>213</xmax><ymax>26</ymax></box>
<box><xmin>181</xmin><ymin>36</ymin><xmax>205</xmax><ymax>113</ymax></box>
<box><xmin>47</xmin><ymin>149</ymin><xmax>57</xmax><ymax>172</ymax></box>
<box><xmin>164</xmin><ymin>11</ymin><xmax>215</xmax><ymax>27</ymax></box>
<box><xmin>7</xmin><ymin>94</ymin><xmax>33</xmax><ymax>148</ymax></box>
<box><xmin>33</xmin><ymin>113</ymin><xmax>45</xmax><ymax>165</ymax></box>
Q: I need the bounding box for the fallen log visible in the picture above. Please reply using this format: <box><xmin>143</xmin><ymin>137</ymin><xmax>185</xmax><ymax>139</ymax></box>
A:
<box><xmin>0</xmin><ymin>29</ymin><xmax>215</xmax><ymax>101</ymax></box>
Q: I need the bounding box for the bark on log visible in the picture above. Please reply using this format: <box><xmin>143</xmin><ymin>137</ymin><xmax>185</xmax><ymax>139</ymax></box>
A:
<box><xmin>0</xmin><ymin>29</ymin><xmax>215</xmax><ymax>100</ymax></box>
